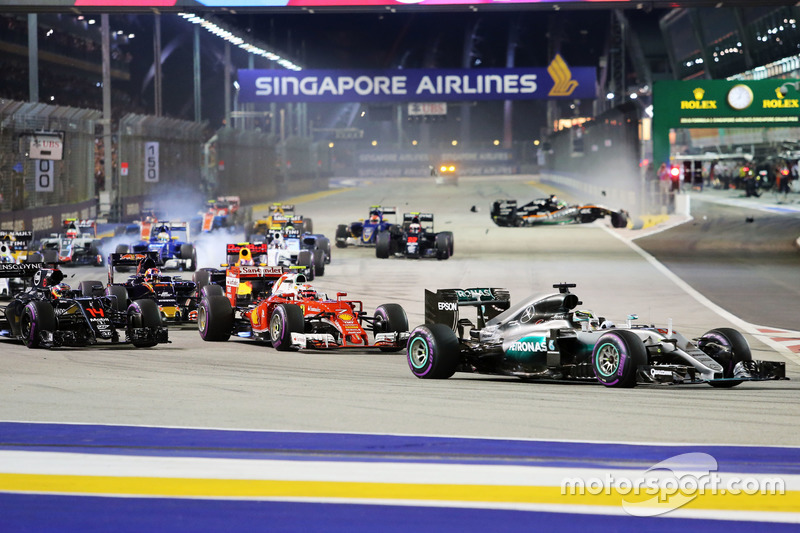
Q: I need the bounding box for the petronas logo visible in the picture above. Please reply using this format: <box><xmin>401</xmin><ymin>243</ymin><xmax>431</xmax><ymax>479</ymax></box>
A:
<box><xmin>548</xmin><ymin>54</ymin><xmax>579</xmax><ymax>97</ymax></box>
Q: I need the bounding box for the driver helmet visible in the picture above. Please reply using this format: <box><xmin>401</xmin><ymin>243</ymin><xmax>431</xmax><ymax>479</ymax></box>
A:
<box><xmin>66</xmin><ymin>228</ymin><xmax>79</xmax><ymax>239</ymax></box>
<box><xmin>408</xmin><ymin>222</ymin><xmax>421</xmax><ymax>234</ymax></box>
<box><xmin>50</xmin><ymin>282</ymin><xmax>71</xmax><ymax>299</ymax></box>
<box><xmin>369</xmin><ymin>213</ymin><xmax>381</xmax><ymax>224</ymax></box>
<box><xmin>297</xmin><ymin>284</ymin><xmax>317</xmax><ymax>300</ymax></box>
<box><xmin>157</xmin><ymin>230</ymin><xmax>170</xmax><ymax>242</ymax></box>
<box><xmin>144</xmin><ymin>267</ymin><xmax>161</xmax><ymax>282</ymax></box>
<box><xmin>573</xmin><ymin>309</ymin><xmax>599</xmax><ymax>327</ymax></box>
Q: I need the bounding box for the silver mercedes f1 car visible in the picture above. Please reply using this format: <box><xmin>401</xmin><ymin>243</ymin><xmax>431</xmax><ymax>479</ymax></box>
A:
<box><xmin>406</xmin><ymin>283</ymin><xmax>786</xmax><ymax>388</ymax></box>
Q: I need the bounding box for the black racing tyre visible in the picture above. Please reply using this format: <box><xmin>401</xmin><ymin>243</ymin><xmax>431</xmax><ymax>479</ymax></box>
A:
<box><xmin>42</xmin><ymin>249</ymin><xmax>58</xmax><ymax>264</ymax></box>
<box><xmin>591</xmin><ymin>330</ymin><xmax>647</xmax><ymax>388</ymax></box>
<box><xmin>127</xmin><ymin>299</ymin><xmax>163</xmax><ymax>348</ymax></box>
<box><xmin>269</xmin><ymin>303</ymin><xmax>304</xmax><ymax>351</ymax></box>
<box><xmin>80</xmin><ymin>280</ymin><xmax>105</xmax><ymax>297</ymax></box>
<box><xmin>249</xmin><ymin>234</ymin><xmax>265</xmax><ymax>244</ymax></box>
<box><xmin>200</xmin><ymin>284</ymin><xmax>225</xmax><ymax>299</ymax></box>
<box><xmin>198</xmin><ymin>295</ymin><xmax>233</xmax><ymax>342</ymax></box>
<box><xmin>335</xmin><ymin>225</ymin><xmax>349</xmax><ymax>248</ymax></box>
<box><xmin>114</xmin><ymin>244</ymin><xmax>130</xmax><ymax>272</ymax></box>
<box><xmin>439</xmin><ymin>231</ymin><xmax>454</xmax><ymax>257</ymax></box>
<box><xmin>375</xmin><ymin>231</ymin><xmax>391</xmax><ymax>259</ymax></box>
<box><xmin>303</xmin><ymin>218</ymin><xmax>313</xmax><ymax>234</ymax></box>
<box><xmin>434</xmin><ymin>233</ymin><xmax>450</xmax><ymax>260</ymax></box>
<box><xmin>373</xmin><ymin>303</ymin><xmax>409</xmax><ymax>353</ymax></box>
<box><xmin>611</xmin><ymin>211</ymin><xmax>628</xmax><ymax>229</ymax></box>
<box><xmin>180</xmin><ymin>244</ymin><xmax>197</xmax><ymax>271</ymax></box>
<box><xmin>317</xmin><ymin>237</ymin><xmax>332</xmax><ymax>263</ymax></box>
<box><xmin>21</xmin><ymin>301</ymin><xmax>56</xmax><ymax>349</ymax></box>
<box><xmin>89</xmin><ymin>246</ymin><xmax>104</xmax><ymax>266</ymax></box>
<box><xmin>105</xmin><ymin>284</ymin><xmax>129</xmax><ymax>312</ymax></box>
<box><xmin>700</xmin><ymin>327</ymin><xmax>752</xmax><ymax>388</ymax></box>
<box><xmin>192</xmin><ymin>270</ymin><xmax>211</xmax><ymax>290</ymax></box>
<box><xmin>313</xmin><ymin>248</ymin><xmax>325</xmax><ymax>276</ymax></box>
<box><xmin>407</xmin><ymin>324</ymin><xmax>460</xmax><ymax>379</ymax></box>
<box><xmin>296</xmin><ymin>250</ymin><xmax>314</xmax><ymax>281</ymax></box>
<box><xmin>26</xmin><ymin>252</ymin><xmax>43</xmax><ymax>263</ymax></box>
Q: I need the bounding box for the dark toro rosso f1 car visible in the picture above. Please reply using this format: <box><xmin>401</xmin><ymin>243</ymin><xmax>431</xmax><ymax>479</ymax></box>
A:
<box><xmin>0</xmin><ymin>263</ymin><xmax>168</xmax><ymax>349</ymax></box>
<box><xmin>406</xmin><ymin>283</ymin><xmax>786</xmax><ymax>388</ymax></box>
<box><xmin>491</xmin><ymin>196</ymin><xmax>629</xmax><ymax>228</ymax></box>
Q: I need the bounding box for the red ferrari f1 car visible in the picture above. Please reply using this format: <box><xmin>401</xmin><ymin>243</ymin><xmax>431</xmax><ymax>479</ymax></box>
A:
<box><xmin>197</xmin><ymin>244</ymin><xmax>409</xmax><ymax>351</ymax></box>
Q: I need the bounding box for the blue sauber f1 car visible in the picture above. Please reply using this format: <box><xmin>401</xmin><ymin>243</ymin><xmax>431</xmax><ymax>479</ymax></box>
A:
<box><xmin>336</xmin><ymin>205</ymin><xmax>397</xmax><ymax>248</ymax></box>
<box><xmin>116</xmin><ymin>221</ymin><xmax>197</xmax><ymax>271</ymax></box>
<box><xmin>406</xmin><ymin>283</ymin><xmax>786</xmax><ymax>388</ymax></box>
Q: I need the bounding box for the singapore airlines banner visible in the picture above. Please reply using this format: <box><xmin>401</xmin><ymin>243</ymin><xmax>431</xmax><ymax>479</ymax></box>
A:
<box><xmin>238</xmin><ymin>57</ymin><xmax>596</xmax><ymax>103</ymax></box>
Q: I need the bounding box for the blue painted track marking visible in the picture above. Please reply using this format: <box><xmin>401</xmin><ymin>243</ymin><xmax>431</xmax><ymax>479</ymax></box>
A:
<box><xmin>1</xmin><ymin>422</ymin><xmax>798</xmax><ymax>474</ymax></box>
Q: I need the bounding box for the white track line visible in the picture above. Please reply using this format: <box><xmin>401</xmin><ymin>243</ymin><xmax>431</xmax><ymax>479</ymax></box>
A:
<box><xmin>603</xmin><ymin>224</ymin><xmax>800</xmax><ymax>367</ymax></box>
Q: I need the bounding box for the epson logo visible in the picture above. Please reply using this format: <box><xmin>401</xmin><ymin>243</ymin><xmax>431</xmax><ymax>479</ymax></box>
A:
<box><xmin>438</xmin><ymin>302</ymin><xmax>457</xmax><ymax>311</ymax></box>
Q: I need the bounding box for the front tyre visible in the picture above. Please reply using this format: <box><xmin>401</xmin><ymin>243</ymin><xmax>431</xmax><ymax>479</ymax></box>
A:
<box><xmin>21</xmin><ymin>301</ymin><xmax>56</xmax><ymax>348</ymax></box>
<box><xmin>198</xmin><ymin>295</ymin><xmax>233</xmax><ymax>341</ymax></box>
<box><xmin>591</xmin><ymin>330</ymin><xmax>647</xmax><ymax>388</ymax></box>
<box><xmin>407</xmin><ymin>324</ymin><xmax>460</xmax><ymax>379</ymax></box>
<box><xmin>373</xmin><ymin>303</ymin><xmax>408</xmax><ymax>353</ymax></box>
<box><xmin>699</xmin><ymin>327</ymin><xmax>752</xmax><ymax>388</ymax></box>
<box><xmin>127</xmin><ymin>299</ymin><xmax>163</xmax><ymax>348</ymax></box>
<box><xmin>269</xmin><ymin>303</ymin><xmax>304</xmax><ymax>351</ymax></box>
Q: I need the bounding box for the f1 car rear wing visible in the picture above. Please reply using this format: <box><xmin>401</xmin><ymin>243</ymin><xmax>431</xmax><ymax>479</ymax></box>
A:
<box><xmin>370</xmin><ymin>205</ymin><xmax>396</xmax><ymax>216</ymax></box>
<box><xmin>63</xmin><ymin>218</ymin><xmax>97</xmax><ymax>237</ymax></box>
<box><xmin>107</xmin><ymin>251</ymin><xmax>162</xmax><ymax>284</ymax></box>
<box><xmin>0</xmin><ymin>262</ymin><xmax>46</xmax><ymax>278</ymax></box>
<box><xmin>269</xmin><ymin>204</ymin><xmax>295</xmax><ymax>212</ymax></box>
<box><xmin>425</xmin><ymin>288</ymin><xmax>511</xmax><ymax>332</ymax></box>
<box><xmin>403</xmin><ymin>212</ymin><xmax>434</xmax><ymax>223</ymax></box>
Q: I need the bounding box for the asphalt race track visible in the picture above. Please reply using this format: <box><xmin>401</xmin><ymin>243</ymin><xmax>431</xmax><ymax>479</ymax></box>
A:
<box><xmin>1</xmin><ymin>175</ymin><xmax>799</xmax><ymax>531</ymax></box>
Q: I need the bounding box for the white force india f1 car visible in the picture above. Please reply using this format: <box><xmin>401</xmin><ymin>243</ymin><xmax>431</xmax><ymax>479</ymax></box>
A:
<box><xmin>406</xmin><ymin>283</ymin><xmax>786</xmax><ymax>388</ymax></box>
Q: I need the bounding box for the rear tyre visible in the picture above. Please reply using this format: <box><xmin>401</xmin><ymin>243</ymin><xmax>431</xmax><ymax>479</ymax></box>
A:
<box><xmin>407</xmin><ymin>324</ymin><xmax>460</xmax><ymax>379</ymax></box>
<box><xmin>335</xmin><ymin>225</ymin><xmax>349</xmax><ymax>248</ymax></box>
<box><xmin>89</xmin><ymin>246</ymin><xmax>104</xmax><ymax>266</ymax></box>
<box><xmin>105</xmin><ymin>284</ymin><xmax>129</xmax><ymax>312</ymax></box>
<box><xmin>591</xmin><ymin>330</ymin><xmax>647</xmax><ymax>388</ymax></box>
<box><xmin>435</xmin><ymin>233</ymin><xmax>450</xmax><ymax>260</ymax></box>
<box><xmin>21</xmin><ymin>301</ymin><xmax>56</xmax><ymax>349</ymax></box>
<box><xmin>374</xmin><ymin>303</ymin><xmax>408</xmax><ymax>352</ymax></box>
<box><xmin>127</xmin><ymin>299</ymin><xmax>163</xmax><ymax>348</ymax></box>
<box><xmin>270</xmin><ymin>303</ymin><xmax>304</xmax><ymax>351</ymax></box>
<box><xmin>375</xmin><ymin>231</ymin><xmax>391</xmax><ymax>259</ymax></box>
<box><xmin>80</xmin><ymin>280</ymin><xmax>104</xmax><ymax>297</ymax></box>
<box><xmin>26</xmin><ymin>252</ymin><xmax>43</xmax><ymax>263</ymax></box>
<box><xmin>313</xmin><ymin>248</ymin><xmax>325</xmax><ymax>276</ymax></box>
<box><xmin>192</xmin><ymin>270</ymin><xmax>211</xmax><ymax>291</ymax></box>
<box><xmin>296</xmin><ymin>250</ymin><xmax>314</xmax><ymax>281</ymax></box>
<box><xmin>180</xmin><ymin>244</ymin><xmax>197</xmax><ymax>271</ymax></box>
<box><xmin>198</xmin><ymin>295</ymin><xmax>233</xmax><ymax>342</ymax></box>
<box><xmin>611</xmin><ymin>211</ymin><xmax>628</xmax><ymax>229</ymax></box>
<box><xmin>115</xmin><ymin>244</ymin><xmax>130</xmax><ymax>272</ymax></box>
<box><xmin>303</xmin><ymin>218</ymin><xmax>313</xmax><ymax>234</ymax></box>
<box><xmin>700</xmin><ymin>327</ymin><xmax>752</xmax><ymax>388</ymax></box>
